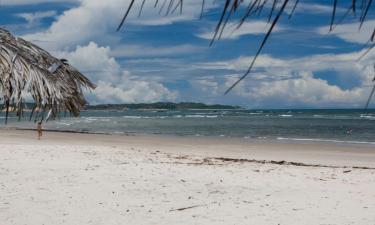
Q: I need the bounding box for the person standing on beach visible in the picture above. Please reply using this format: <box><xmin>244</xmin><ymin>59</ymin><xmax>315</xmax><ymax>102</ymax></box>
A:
<box><xmin>37</xmin><ymin>122</ymin><xmax>43</xmax><ymax>140</ymax></box>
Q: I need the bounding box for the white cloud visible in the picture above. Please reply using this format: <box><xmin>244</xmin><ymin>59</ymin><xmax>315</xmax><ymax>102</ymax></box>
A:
<box><xmin>191</xmin><ymin>71</ymin><xmax>372</xmax><ymax>108</ymax></box>
<box><xmin>22</xmin><ymin>0</ymin><xmax>124</xmax><ymax>50</ymax></box>
<box><xmin>56</xmin><ymin>42</ymin><xmax>120</xmax><ymax>82</ymax></box>
<box><xmin>0</xmin><ymin>0</ymin><xmax>81</xmax><ymax>5</ymax></box>
<box><xmin>13</xmin><ymin>0</ymin><xmax>374</xmax><ymax>107</ymax></box>
<box><xmin>294</xmin><ymin>3</ymin><xmax>345</xmax><ymax>14</ymax></box>
<box><xmin>238</xmin><ymin>1</ymin><xmax>343</xmax><ymax>15</ymax></box>
<box><xmin>56</xmin><ymin>42</ymin><xmax>178</xmax><ymax>104</ymax></box>
<box><xmin>22</xmin><ymin>0</ymin><xmax>215</xmax><ymax>51</ymax></box>
<box><xmin>197</xmin><ymin>49</ymin><xmax>375</xmax><ymax>83</ymax></box>
<box><xmin>92</xmin><ymin>76</ymin><xmax>177</xmax><ymax>104</ymax></box>
<box><xmin>317</xmin><ymin>19</ymin><xmax>375</xmax><ymax>44</ymax></box>
<box><xmin>16</xmin><ymin>10</ymin><xmax>57</xmax><ymax>27</ymax></box>
<box><xmin>128</xmin><ymin>0</ymin><xmax>217</xmax><ymax>26</ymax></box>
<box><xmin>110</xmin><ymin>44</ymin><xmax>203</xmax><ymax>57</ymax></box>
<box><xmin>191</xmin><ymin>77</ymin><xmax>220</xmax><ymax>97</ymax></box>
<box><xmin>191</xmin><ymin>49</ymin><xmax>375</xmax><ymax>108</ymax></box>
<box><xmin>226</xmin><ymin>72</ymin><xmax>367</xmax><ymax>108</ymax></box>
<box><xmin>197</xmin><ymin>21</ymin><xmax>283</xmax><ymax>40</ymax></box>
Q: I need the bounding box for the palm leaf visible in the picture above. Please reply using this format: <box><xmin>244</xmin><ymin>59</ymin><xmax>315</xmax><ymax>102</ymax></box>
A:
<box><xmin>0</xmin><ymin>28</ymin><xmax>96</xmax><ymax>124</ymax></box>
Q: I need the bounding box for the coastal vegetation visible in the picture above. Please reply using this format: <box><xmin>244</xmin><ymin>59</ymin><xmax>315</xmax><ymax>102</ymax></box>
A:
<box><xmin>85</xmin><ymin>102</ymin><xmax>241</xmax><ymax>110</ymax></box>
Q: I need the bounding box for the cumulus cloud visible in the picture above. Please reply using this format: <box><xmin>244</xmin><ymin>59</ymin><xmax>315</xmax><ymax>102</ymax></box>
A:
<box><xmin>191</xmin><ymin>49</ymin><xmax>375</xmax><ymax>108</ymax></box>
<box><xmin>56</xmin><ymin>42</ymin><xmax>177</xmax><ymax>104</ymax></box>
<box><xmin>57</xmin><ymin>42</ymin><xmax>120</xmax><ymax>82</ymax></box>
<box><xmin>92</xmin><ymin>76</ymin><xmax>178</xmax><ymax>104</ymax></box>
<box><xmin>22</xmin><ymin>0</ymin><xmax>215</xmax><ymax>51</ymax></box>
<box><xmin>23</xmin><ymin>0</ymin><xmax>123</xmax><ymax>50</ymax></box>
<box><xmin>226</xmin><ymin>72</ymin><xmax>367</xmax><ymax>108</ymax></box>
<box><xmin>191</xmin><ymin>72</ymin><xmax>372</xmax><ymax>108</ymax></box>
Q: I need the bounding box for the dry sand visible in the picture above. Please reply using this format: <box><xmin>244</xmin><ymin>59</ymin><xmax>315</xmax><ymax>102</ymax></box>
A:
<box><xmin>0</xmin><ymin>129</ymin><xmax>374</xmax><ymax>225</ymax></box>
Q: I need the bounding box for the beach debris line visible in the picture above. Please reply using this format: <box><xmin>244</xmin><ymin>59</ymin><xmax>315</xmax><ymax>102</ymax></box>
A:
<box><xmin>212</xmin><ymin>157</ymin><xmax>375</xmax><ymax>170</ymax></box>
<box><xmin>169</xmin><ymin>204</ymin><xmax>207</xmax><ymax>212</ymax></box>
<box><xmin>0</xmin><ymin>28</ymin><xmax>96</xmax><ymax>124</ymax></box>
<box><xmin>163</xmin><ymin>154</ymin><xmax>375</xmax><ymax>170</ymax></box>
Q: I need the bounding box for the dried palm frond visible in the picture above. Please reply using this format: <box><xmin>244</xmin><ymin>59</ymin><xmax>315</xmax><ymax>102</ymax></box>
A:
<box><xmin>364</xmin><ymin>63</ymin><xmax>375</xmax><ymax>111</ymax></box>
<box><xmin>117</xmin><ymin>0</ymin><xmax>375</xmax><ymax>96</ymax></box>
<box><xmin>0</xmin><ymin>28</ymin><xmax>96</xmax><ymax>124</ymax></box>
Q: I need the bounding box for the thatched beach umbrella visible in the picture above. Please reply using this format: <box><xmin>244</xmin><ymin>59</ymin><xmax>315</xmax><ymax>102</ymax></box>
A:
<box><xmin>0</xmin><ymin>28</ymin><xmax>96</xmax><ymax>124</ymax></box>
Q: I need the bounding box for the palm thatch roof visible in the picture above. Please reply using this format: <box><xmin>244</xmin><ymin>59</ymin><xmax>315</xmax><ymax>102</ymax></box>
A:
<box><xmin>0</xmin><ymin>28</ymin><xmax>96</xmax><ymax>124</ymax></box>
<box><xmin>117</xmin><ymin>0</ymin><xmax>375</xmax><ymax>106</ymax></box>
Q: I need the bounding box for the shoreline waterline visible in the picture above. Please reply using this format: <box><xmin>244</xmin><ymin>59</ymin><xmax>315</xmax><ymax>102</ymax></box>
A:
<box><xmin>1</xmin><ymin>128</ymin><xmax>375</xmax><ymax>169</ymax></box>
<box><xmin>2</xmin><ymin>126</ymin><xmax>375</xmax><ymax>148</ymax></box>
<box><xmin>2</xmin><ymin>109</ymin><xmax>375</xmax><ymax>143</ymax></box>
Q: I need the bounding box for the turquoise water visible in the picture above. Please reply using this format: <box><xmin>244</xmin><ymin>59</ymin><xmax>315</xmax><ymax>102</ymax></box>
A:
<box><xmin>1</xmin><ymin>109</ymin><xmax>375</xmax><ymax>144</ymax></box>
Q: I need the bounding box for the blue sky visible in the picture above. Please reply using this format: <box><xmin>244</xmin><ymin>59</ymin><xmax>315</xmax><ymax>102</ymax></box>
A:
<box><xmin>1</xmin><ymin>0</ymin><xmax>374</xmax><ymax>108</ymax></box>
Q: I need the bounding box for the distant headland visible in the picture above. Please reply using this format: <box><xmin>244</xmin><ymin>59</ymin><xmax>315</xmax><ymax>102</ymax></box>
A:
<box><xmin>85</xmin><ymin>102</ymin><xmax>241</xmax><ymax>110</ymax></box>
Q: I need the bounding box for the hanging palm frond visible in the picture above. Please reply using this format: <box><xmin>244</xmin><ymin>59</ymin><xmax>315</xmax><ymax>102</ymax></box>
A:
<box><xmin>364</xmin><ymin>63</ymin><xmax>375</xmax><ymax>111</ymax></box>
<box><xmin>117</xmin><ymin>0</ymin><xmax>374</xmax><ymax>95</ymax></box>
<box><xmin>0</xmin><ymin>28</ymin><xmax>96</xmax><ymax>124</ymax></box>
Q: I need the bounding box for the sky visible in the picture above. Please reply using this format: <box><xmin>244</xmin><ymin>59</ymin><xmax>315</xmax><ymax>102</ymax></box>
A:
<box><xmin>0</xmin><ymin>0</ymin><xmax>374</xmax><ymax>108</ymax></box>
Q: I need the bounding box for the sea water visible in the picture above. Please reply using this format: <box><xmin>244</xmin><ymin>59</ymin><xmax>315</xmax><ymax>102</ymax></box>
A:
<box><xmin>1</xmin><ymin>109</ymin><xmax>375</xmax><ymax>144</ymax></box>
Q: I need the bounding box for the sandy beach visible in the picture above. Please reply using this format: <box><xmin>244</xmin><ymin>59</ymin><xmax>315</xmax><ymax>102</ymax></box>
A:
<box><xmin>0</xmin><ymin>129</ymin><xmax>374</xmax><ymax>225</ymax></box>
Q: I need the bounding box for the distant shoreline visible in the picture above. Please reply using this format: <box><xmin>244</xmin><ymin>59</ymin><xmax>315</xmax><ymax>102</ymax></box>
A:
<box><xmin>84</xmin><ymin>102</ymin><xmax>241</xmax><ymax>110</ymax></box>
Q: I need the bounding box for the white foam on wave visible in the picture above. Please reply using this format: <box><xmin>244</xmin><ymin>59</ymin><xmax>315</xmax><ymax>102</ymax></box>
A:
<box><xmin>0</xmin><ymin>116</ymin><xmax>17</xmax><ymax>119</ymax></box>
<box><xmin>122</xmin><ymin>115</ymin><xmax>169</xmax><ymax>119</ymax></box>
<box><xmin>84</xmin><ymin>117</ymin><xmax>98</xmax><ymax>121</ymax></box>
<box><xmin>83</xmin><ymin>117</ymin><xmax>111</xmax><ymax>122</ymax></box>
<box><xmin>123</xmin><ymin>116</ymin><xmax>142</xmax><ymax>119</ymax></box>
<box><xmin>185</xmin><ymin>115</ymin><xmax>205</xmax><ymax>118</ymax></box>
<box><xmin>360</xmin><ymin>114</ymin><xmax>375</xmax><ymax>120</ymax></box>
<box><xmin>185</xmin><ymin>115</ymin><xmax>218</xmax><ymax>118</ymax></box>
<box><xmin>279</xmin><ymin>114</ymin><xmax>293</xmax><ymax>117</ymax></box>
<box><xmin>55</xmin><ymin>122</ymin><xmax>72</xmax><ymax>126</ymax></box>
<box><xmin>277</xmin><ymin>137</ymin><xmax>375</xmax><ymax>145</ymax></box>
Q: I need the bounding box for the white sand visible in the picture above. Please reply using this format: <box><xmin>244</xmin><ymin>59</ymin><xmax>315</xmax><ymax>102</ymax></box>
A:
<box><xmin>0</xmin><ymin>129</ymin><xmax>374</xmax><ymax>225</ymax></box>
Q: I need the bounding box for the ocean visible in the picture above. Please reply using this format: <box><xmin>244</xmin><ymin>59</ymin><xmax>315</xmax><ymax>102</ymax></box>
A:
<box><xmin>1</xmin><ymin>109</ymin><xmax>375</xmax><ymax>145</ymax></box>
